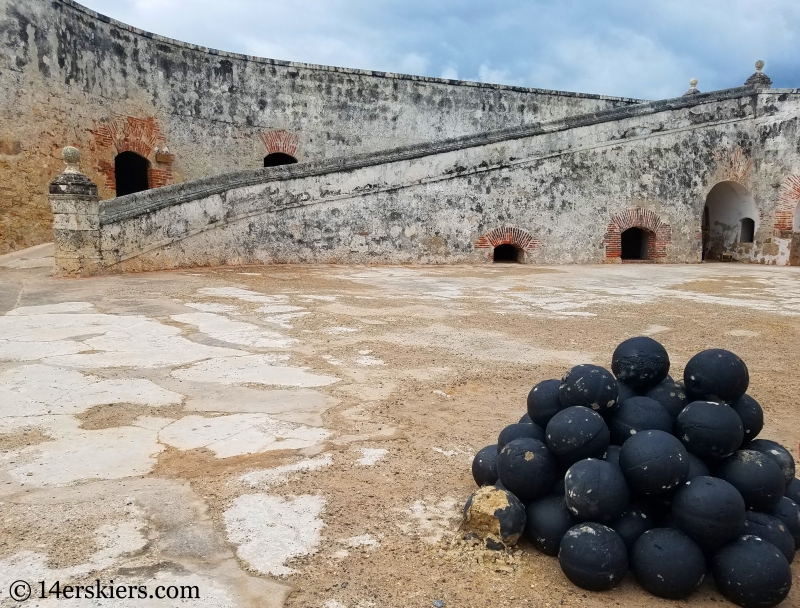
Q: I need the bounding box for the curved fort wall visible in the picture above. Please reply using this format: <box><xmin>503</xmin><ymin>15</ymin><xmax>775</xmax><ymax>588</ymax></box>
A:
<box><xmin>50</xmin><ymin>87</ymin><xmax>800</xmax><ymax>273</ymax></box>
<box><xmin>0</xmin><ymin>0</ymin><xmax>640</xmax><ymax>253</ymax></box>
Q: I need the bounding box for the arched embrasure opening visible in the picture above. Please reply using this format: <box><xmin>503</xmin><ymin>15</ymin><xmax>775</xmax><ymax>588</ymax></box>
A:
<box><xmin>264</xmin><ymin>152</ymin><xmax>298</xmax><ymax>167</ymax></box>
<box><xmin>620</xmin><ymin>227</ymin><xmax>651</xmax><ymax>260</ymax></box>
<box><xmin>703</xmin><ymin>181</ymin><xmax>759</xmax><ymax>260</ymax></box>
<box><xmin>114</xmin><ymin>151</ymin><xmax>150</xmax><ymax>197</ymax></box>
<box><xmin>493</xmin><ymin>243</ymin><xmax>522</xmax><ymax>263</ymax></box>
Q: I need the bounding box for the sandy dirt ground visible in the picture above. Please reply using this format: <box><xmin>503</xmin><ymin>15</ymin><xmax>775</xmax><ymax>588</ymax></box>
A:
<box><xmin>0</xmin><ymin>246</ymin><xmax>798</xmax><ymax>608</ymax></box>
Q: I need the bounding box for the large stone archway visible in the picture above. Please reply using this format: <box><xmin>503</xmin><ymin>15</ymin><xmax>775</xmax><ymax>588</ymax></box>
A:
<box><xmin>604</xmin><ymin>208</ymin><xmax>672</xmax><ymax>262</ymax></box>
<box><xmin>474</xmin><ymin>227</ymin><xmax>539</xmax><ymax>262</ymax></box>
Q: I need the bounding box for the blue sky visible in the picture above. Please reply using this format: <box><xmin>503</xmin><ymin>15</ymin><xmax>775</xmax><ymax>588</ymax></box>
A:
<box><xmin>78</xmin><ymin>0</ymin><xmax>800</xmax><ymax>100</ymax></box>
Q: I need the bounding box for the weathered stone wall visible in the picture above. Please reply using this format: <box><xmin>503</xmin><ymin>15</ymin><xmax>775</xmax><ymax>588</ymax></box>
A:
<box><xmin>0</xmin><ymin>0</ymin><xmax>641</xmax><ymax>254</ymax></box>
<box><xmin>51</xmin><ymin>88</ymin><xmax>800</xmax><ymax>274</ymax></box>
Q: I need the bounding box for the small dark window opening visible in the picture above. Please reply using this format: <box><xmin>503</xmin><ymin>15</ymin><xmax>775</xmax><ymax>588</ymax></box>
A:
<box><xmin>114</xmin><ymin>151</ymin><xmax>150</xmax><ymax>197</ymax></box>
<box><xmin>740</xmin><ymin>218</ymin><xmax>755</xmax><ymax>243</ymax></box>
<box><xmin>493</xmin><ymin>243</ymin><xmax>522</xmax><ymax>263</ymax></box>
<box><xmin>264</xmin><ymin>152</ymin><xmax>298</xmax><ymax>167</ymax></box>
<box><xmin>621</xmin><ymin>227</ymin><xmax>649</xmax><ymax>260</ymax></box>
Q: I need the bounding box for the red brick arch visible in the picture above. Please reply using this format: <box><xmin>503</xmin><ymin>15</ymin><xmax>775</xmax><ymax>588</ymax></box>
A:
<box><xmin>604</xmin><ymin>208</ymin><xmax>672</xmax><ymax>261</ymax></box>
<box><xmin>474</xmin><ymin>227</ymin><xmax>539</xmax><ymax>260</ymax></box>
<box><xmin>259</xmin><ymin>130</ymin><xmax>299</xmax><ymax>157</ymax></box>
<box><xmin>774</xmin><ymin>174</ymin><xmax>800</xmax><ymax>231</ymax></box>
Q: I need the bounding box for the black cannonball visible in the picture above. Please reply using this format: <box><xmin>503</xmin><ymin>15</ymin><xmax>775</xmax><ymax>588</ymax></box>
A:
<box><xmin>525</xmin><ymin>494</ymin><xmax>579</xmax><ymax>555</ymax></box>
<box><xmin>463</xmin><ymin>486</ymin><xmax>527</xmax><ymax>549</ymax></box>
<box><xmin>519</xmin><ymin>412</ymin><xmax>533</xmax><ymax>424</ymax></box>
<box><xmin>631</xmin><ymin>528</ymin><xmax>706</xmax><ymax>599</ymax></box>
<box><xmin>558</xmin><ymin>523</ymin><xmax>628</xmax><ymax>591</ymax></box>
<box><xmin>786</xmin><ymin>478</ymin><xmax>800</xmax><ymax>504</ymax></box>
<box><xmin>494</xmin><ymin>479</ymin><xmax>508</xmax><ymax>492</ymax></box>
<box><xmin>712</xmin><ymin>535</ymin><xmax>792</xmax><ymax>608</ymax></box>
<box><xmin>472</xmin><ymin>445</ymin><xmax>499</xmax><ymax>487</ymax></box>
<box><xmin>497</xmin><ymin>422</ymin><xmax>546</xmax><ymax>451</ymax></box>
<box><xmin>611</xmin><ymin>506</ymin><xmax>653</xmax><ymax>550</ymax></box>
<box><xmin>645</xmin><ymin>379</ymin><xmax>687</xmax><ymax>419</ymax></box>
<box><xmin>558</xmin><ymin>365</ymin><xmax>619</xmax><ymax>414</ymax></box>
<box><xmin>527</xmin><ymin>379</ymin><xmax>563</xmax><ymax>427</ymax></box>
<box><xmin>603</xmin><ymin>445</ymin><xmax>621</xmax><ymax>469</ymax></box>
<box><xmin>564</xmin><ymin>458</ymin><xmax>629</xmax><ymax>524</ymax></box>
<box><xmin>676</xmin><ymin>401</ymin><xmax>743</xmax><ymax>460</ymax></box>
<box><xmin>619</xmin><ymin>430</ymin><xmax>689</xmax><ymax>495</ymax></box>
<box><xmin>743</xmin><ymin>511</ymin><xmax>795</xmax><ymax>563</ymax></box>
<box><xmin>672</xmin><ymin>476</ymin><xmax>746</xmax><ymax>551</ymax></box>
<box><xmin>686</xmin><ymin>452</ymin><xmax>710</xmax><ymax>481</ymax></box>
<box><xmin>617</xmin><ymin>380</ymin><xmax>637</xmax><ymax>403</ymax></box>
<box><xmin>768</xmin><ymin>497</ymin><xmax>800</xmax><ymax>549</ymax></box>
<box><xmin>611</xmin><ymin>336</ymin><xmax>671</xmax><ymax>392</ymax></box>
<box><xmin>546</xmin><ymin>406</ymin><xmax>611</xmax><ymax>468</ymax></box>
<box><xmin>716</xmin><ymin>450</ymin><xmax>786</xmax><ymax>511</ymax></box>
<box><xmin>497</xmin><ymin>438</ymin><xmax>560</xmax><ymax>503</ymax></box>
<box><xmin>608</xmin><ymin>396</ymin><xmax>673</xmax><ymax>445</ymax></box>
<box><xmin>744</xmin><ymin>439</ymin><xmax>795</xmax><ymax>487</ymax></box>
<box><xmin>683</xmin><ymin>349</ymin><xmax>749</xmax><ymax>403</ymax></box>
<box><xmin>731</xmin><ymin>394</ymin><xmax>764</xmax><ymax>441</ymax></box>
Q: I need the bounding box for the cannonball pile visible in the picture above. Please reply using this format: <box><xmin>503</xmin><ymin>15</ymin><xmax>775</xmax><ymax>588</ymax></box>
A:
<box><xmin>464</xmin><ymin>337</ymin><xmax>799</xmax><ymax>608</ymax></box>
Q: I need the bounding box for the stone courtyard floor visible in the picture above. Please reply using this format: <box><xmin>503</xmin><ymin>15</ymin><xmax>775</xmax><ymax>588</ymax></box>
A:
<box><xmin>0</xmin><ymin>245</ymin><xmax>798</xmax><ymax>607</ymax></box>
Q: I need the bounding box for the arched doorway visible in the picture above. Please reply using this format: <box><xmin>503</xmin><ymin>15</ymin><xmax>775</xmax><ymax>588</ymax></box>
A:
<box><xmin>703</xmin><ymin>181</ymin><xmax>758</xmax><ymax>261</ymax></box>
<box><xmin>620</xmin><ymin>227</ymin><xmax>651</xmax><ymax>260</ymax></box>
<box><xmin>114</xmin><ymin>151</ymin><xmax>150</xmax><ymax>196</ymax></box>
<box><xmin>493</xmin><ymin>243</ymin><xmax>522</xmax><ymax>263</ymax></box>
<box><xmin>264</xmin><ymin>152</ymin><xmax>298</xmax><ymax>167</ymax></box>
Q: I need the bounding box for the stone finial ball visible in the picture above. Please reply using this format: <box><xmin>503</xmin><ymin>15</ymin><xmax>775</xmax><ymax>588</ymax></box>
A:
<box><xmin>62</xmin><ymin>146</ymin><xmax>80</xmax><ymax>164</ymax></box>
<box><xmin>756</xmin><ymin>60</ymin><xmax>765</xmax><ymax>70</ymax></box>
<box><xmin>689</xmin><ymin>78</ymin><xmax>698</xmax><ymax>87</ymax></box>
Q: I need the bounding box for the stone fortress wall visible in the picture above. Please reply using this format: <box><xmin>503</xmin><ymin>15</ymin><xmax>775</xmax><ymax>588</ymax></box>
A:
<box><xmin>0</xmin><ymin>0</ymin><xmax>640</xmax><ymax>254</ymax></box>
<box><xmin>51</xmin><ymin>86</ymin><xmax>800</xmax><ymax>274</ymax></box>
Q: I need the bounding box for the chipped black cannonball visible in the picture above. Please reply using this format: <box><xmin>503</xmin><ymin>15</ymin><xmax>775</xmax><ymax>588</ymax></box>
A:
<box><xmin>645</xmin><ymin>379</ymin><xmax>687</xmax><ymax>419</ymax></box>
<box><xmin>768</xmin><ymin>497</ymin><xmax>800</xmax><ymax>549</ymax></box>
<box><xmin>608</xmin><ymin>396</ymin><xmax>673</xmax><ymax>445</ymax></box>
<box><xmin>743</xmin><ymin>511</ymin><xmax>795</xmax><ymax>564</ymax></box>
<box><xmin>715</xmin><ymin>450</ymin><xmax>786</xmax><ymax>511</ymax></box>
<box><xmin>786</xmin><ymin>478</ymin><xmax>800</xmax><ymax>505</ymax></box>
<box><xmin>611</xmin><ymin>336</ymin><xmax>671</xmax><ymax>392</ymax></box>
<box><xmin>519</xmin><ymin>412</ymin><xmax>533</xmax><ymax>424</ymax></box>
<box><xmin>525</xmin><ymin>494</ymin><xmax>579</xmax><ymax>556</ymax></box>
<box><xmin>683</xmin><ymin>348</ymin><xmax>749</xmax><ymax>403</ymax></box>
<box><xmin>631</xmin><ymin>528</ymin><xmax>706</xmax><ymax>600</ymax></box>
<box><xmin>619</xmin><ymin>430</ymin><xmax>689</xmax><ymax>495</ymax></box>
<box><xmin>558</xmin><ymin>365</ymin><xmax>619</xmax><ymax>414</ymax></box>
<box><xmin>672</xmin><ymin>476</ymin><xmax>746</xmax><ymax>551</ymax></box>
<box><xmin>558</xmin><ymin>523</ymin><xmax>628</xmax><ymax>591</ymax></box>
<box><xmin>546</xmin><ymin>406</ymin><xmax>611</xmax><ymax>469</ymax></box>
<box><xmin>744</xmin><ymin>439</ymin><xmax>796</xmax><ymax>487</ymax></box>
<box><xmin>686</xmin><ymin>452</ymin><xmax>711</xmax><ymax>481</ymax></box>
<box><xmin>497</xmin><ymin>422</ymin><xmax>546</xmax><ymax>451</ymax></box>
<box><xmin>712</xmin><ymin>535</ymin><xmax>792</xmax><ymax>608</ymax></box>
<box><xmin>472</xmin><ymin>445</ymin><xmax>499</xmax><ymax>487</ymax></box>
<box><xmin>611</xmin><ymin>506</ymin><xmax>653</xmax><ymax>551</ymax></box>
<box><xmin>463</xmin><ymin>486</ymin><xmax>527</xmax><ymax>549</ymax></box>
<box><xmin>617</xmin><ymin>380</ymin><xmax>637</xmax><ymax>403</ymax></box>
<box><xmin>564</xmin><ymin>458</ymin><xmax>629</xmax><ymax>524</ymax></box>
<box><xmin>676</xmin><ymin>401</ymin><xmax>743</xmax><ymax>461</ymax></box>
<box><xmin>526</xmin><ymin>379</ymin><xmax>563</xmax><ymax>427</ymax></box>
<box><xmin>731</xmin><ymin>394</ymin><xmax>764</xmax><ymax>441</ymax></box>
<box><xmin>497</xmin><ymin>438</ymin><xmax>560</xmax><ymax>503</ymax></box>
<box><xmin>603</xmin><ymin>445</ymin><xmax>622</xmax><ymax>469</ymax></box>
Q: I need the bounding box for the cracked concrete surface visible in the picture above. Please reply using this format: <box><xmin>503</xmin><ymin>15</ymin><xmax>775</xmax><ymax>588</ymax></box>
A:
<box><xmin>0</xmin><ymin>245</ymin><xmax>798</xmax><ymax>607</ymax></box>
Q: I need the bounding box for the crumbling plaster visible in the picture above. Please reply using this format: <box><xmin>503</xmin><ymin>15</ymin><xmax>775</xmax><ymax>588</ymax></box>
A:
<box><xmin>0</xmin><ymin>0</ymin><xmax>639</xmax><ymax>254</ymax></box>
<box><xmin>51</xmin><ymin>87</ymin><xmax>800</xmax><ymax>273</ymax></box>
